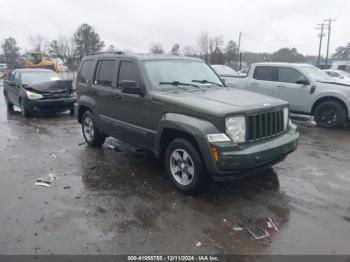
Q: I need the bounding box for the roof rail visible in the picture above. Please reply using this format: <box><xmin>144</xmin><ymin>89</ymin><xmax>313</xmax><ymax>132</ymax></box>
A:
<box><xmin>88</xmin><ymin>51</ymin><xmax>126</xmax><ymax>56</ymax></box>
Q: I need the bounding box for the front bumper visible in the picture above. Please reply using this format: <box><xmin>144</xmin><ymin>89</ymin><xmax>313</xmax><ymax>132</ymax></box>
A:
<box><xmin>23</xmin><ymin>97</ymin><xmax>76</xmax><ymax>112</ymax></box>
<box><xmin>208</xmin><ymin>125</ymin><xmax>299</xmax><ymax>181</ymax></box>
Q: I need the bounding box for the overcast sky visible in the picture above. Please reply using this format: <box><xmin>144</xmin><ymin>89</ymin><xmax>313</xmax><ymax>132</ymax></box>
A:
<box><xmin>0</xmin><ymin>0</ymin><xmax>349</xmax><ymax>56</ymax></box>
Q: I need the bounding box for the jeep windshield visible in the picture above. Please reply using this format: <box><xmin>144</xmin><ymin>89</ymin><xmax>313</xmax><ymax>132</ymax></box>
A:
<box><xmin>144</xmin><ymin>60</ymin><xmax>223</xmax><ymax>91</ymax></box>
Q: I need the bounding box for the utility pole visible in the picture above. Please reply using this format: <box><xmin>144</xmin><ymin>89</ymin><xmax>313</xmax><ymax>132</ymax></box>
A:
<box><xmin>236</xmin><ymin>32</ymin><xmax>242</xmax><ymax>70</ymax></box>
<box><xmin>316</xmin><ymin>23</ymin><xmax>325</xmax><ymax>67</ymax></box>
<box><xmin>324</xmin><ymin>18</ymin><xmax>336</xmax><ymax>67</ymax></box>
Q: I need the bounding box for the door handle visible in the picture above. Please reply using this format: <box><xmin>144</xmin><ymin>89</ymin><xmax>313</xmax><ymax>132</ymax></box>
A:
<box><xmin>276</xmin><ymin>85</ymin><xmax>286</xmax><ymax>88</ymax></box>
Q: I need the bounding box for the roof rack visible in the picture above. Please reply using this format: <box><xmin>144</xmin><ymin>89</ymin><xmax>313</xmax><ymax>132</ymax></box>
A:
<box><xmin>88</xmin><ymin>51</ymin><xmax>126</xmax><ymax>56</ymax></box>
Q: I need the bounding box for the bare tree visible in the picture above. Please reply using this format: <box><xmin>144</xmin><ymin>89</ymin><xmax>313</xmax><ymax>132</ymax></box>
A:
<box><xmin>182</xmin><ymin>46</ymin><xmax>198</xmax><ymax>57</ymax></box>
<box><xmin>48</xmin><ymin>36</ymin><xmax>77</xmax><ymax>70</ymax></box>
<box><xmin>197</xmin><ymin>31</ymin><xmax>210</xmax><ymax>63</ymax></box>
<box><xmin>149</xmin><ymin>43</ymin><xmax>164</xmax><ymax>54</ymax></box>
<box><xmin>28</xmin><ymin>34</ymin><xmax>48</xmax><ymax>53</ymax></box>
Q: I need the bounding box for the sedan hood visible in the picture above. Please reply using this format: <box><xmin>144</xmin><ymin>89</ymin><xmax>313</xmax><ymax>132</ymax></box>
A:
<box><xmin>25</xmin><ymin>80</ymin><xmax>73</xmax><ymax>94</ymax></box>
<box><xmin>153</xmin><ymin>87</ymin><xmax>287</xmax><ymax>118</ymax></box>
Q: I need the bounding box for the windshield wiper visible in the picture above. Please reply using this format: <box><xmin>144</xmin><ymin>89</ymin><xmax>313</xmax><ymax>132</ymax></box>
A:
<box><xmin>159</xmin><ymin>81</ymin><xmax>200</xmax><ymax>89</ymax></box>
<box><xmin>191</xmin><ymin>79</ymin><xmax>223</xmax><ymax>87</ymax></box>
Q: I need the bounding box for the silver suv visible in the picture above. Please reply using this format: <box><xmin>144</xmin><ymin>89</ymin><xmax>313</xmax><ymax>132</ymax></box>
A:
<box><xmin>226</xmin><ymin>62</ymin><xmax>350</xmax><ymax>128</ymax></box>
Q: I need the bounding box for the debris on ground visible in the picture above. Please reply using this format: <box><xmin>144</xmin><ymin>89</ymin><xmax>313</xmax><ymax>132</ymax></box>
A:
<box><xmin>35</xmin><ymin>173</ymin><xmax>60</xmax><ymax>187</ymax></box>
<box><xmin>195</xmin><ymin>241</ymin><xmax>202</xmax><ymax>247</ymax></box>
<box><xmin>233</xmin><ymin>226</ymin><xmax>244</xmax><ymax>231</ymax></box>
<box><xmin>78</xmin><ymin>141</ymin><xmax>86</xmax><ymax>146</ymax></box>
<box><xmin>63</xmin><ymin>186</ymin><xmax>71</xmax><ymax>190</ymax></box>
<box><xmin>107</xmin><ymin>144</ymin><xmax>123</xmax><ymax>152</ymax></box>
<box><xmin>223</xmin><ymin>218</ymin><xmax>227</xmax><ymax>223</ymax></box>
<box><xmin>235</xmin><ymin>217</ymin><xmax>279</xmax><ymax>240</ymax></box>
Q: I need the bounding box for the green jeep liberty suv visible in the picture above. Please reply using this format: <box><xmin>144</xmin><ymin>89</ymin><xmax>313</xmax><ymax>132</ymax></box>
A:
<box><xmin>76</xmin><ymin>52</ymin><xmax>299</xmax><ymax>193</ymax></box>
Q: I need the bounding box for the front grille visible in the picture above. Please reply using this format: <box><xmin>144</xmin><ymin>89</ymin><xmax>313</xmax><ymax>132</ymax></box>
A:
<box><xmin>246</xmin><ymin>109</ymin><xmax>285</xmax><ymax>142</ymax></box>
<box><xmin>42</xmin><ymin>91</ymin><xmax>71</xmax><ymax>99</ymax></box>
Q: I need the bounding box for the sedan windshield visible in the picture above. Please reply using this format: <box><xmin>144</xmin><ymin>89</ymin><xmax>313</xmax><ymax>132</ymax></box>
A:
<box><xmin>21</xmin><ymin>71</ymin><xmax>60</xmax><ymax>86</ymax></box>
<box><xmin>300</xmin><ymin>66</ymin><xmax>333</xmax><ymax>82</ymax></box>
<box><xmin>144</xmin><ymin>60</ymin><xmax>223</xmax><ymax>90</ymax></box>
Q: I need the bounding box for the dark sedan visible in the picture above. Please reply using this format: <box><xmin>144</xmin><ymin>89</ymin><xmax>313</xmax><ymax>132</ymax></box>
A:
<box><xmin>3</xmin><ymin>69</ymin><xmax>76</xmax><ymax>117</ymax></box>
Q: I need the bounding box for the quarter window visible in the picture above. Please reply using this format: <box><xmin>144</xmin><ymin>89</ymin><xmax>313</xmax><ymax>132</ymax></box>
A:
<box><xmin>253</xmin><ymin>66</ymin><xmax>278</xmax><ymax>81</ymax></box>
<box><xmin>96</xmin><ymin>60</ymin><xmax>116</xmax><ymax>87</ymax></box>
<box><xmin>118</xmin><ymin>61</ymin><xmax>140</xmax><ymax>86</ymax></box>
<box><xmin>278</xmin><ymin>67</ymin><xmax>305</xmax><ymax>83</ymax></box>
<box><xmin>79</xmin><ymin>60</ymin><xmax>95</xmax><ymax>84</ymax></box>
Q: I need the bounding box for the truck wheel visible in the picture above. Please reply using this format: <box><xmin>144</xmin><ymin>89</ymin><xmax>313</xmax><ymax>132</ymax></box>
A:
<box><xmin>314</xmin><ymin>100</ymin><xmax>346</xmax><ymax>128</ymax></box>
<box><xmin>165</xmin><ymin>138</ymin><xmax>209</xmax><ymax>194</ymax></box>
<box><xmin>4</xmin><ymin>93</ymin><xmax>14</xmax><ymax>111</ymax></box>
<box><xmin>20</xmin><ymin>100</ymin><xmax>31</xmax><ymax>118</ymax></box>
<box><xmin>82</xmin><ymin>111</ymin><xmax>105</xmax><ymax>147</ymax></box>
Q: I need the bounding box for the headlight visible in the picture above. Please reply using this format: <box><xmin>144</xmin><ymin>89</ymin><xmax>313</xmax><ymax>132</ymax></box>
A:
<box><xmin>225</xmin><ymin>116</ymin><xmax>246</xmax><ymax>143</ymax></box>
<box><xmin>25</xmin><ymin>90</ymin><xmax>43</xmax><ymax>100</ymax></box>
<box><xmin>283</xmin><ymin>107</ymin><xmax>289</xmax><ymax>130</ymax></box>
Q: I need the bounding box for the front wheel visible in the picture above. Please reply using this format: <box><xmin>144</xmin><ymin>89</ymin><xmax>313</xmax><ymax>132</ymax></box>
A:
<box><xmin>164</xmin><ymin>138</ymin><xmax>209</xmax><ymax>194</ymax></box>
<box><xmin>82</xmin><ymin>111</ymin><xmax>105</xmax><ymax>147</ymax></box>
<box><xmin>20</xmin><ymin>100</ymin><xmax>31</xmax><ymax>118</ymax></box>
<box><xmin>4</xmin><ymin>93</ymin><xmax>14</xmax><ymax>111</ymax></box>
<box><xmin>314</xmin><ymin>100</ymin><xmax>346</xmax><ymax>128</ymax></box>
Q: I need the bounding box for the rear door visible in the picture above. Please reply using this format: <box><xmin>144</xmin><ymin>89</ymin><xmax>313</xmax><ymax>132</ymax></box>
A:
<box><xmin>274</xmin><ymin>67</ymin><xmax>311</xmax><ymax>113</ymax></box>
<box><xmin>247</xmin><ymin>66</ymin><xmax>278</xmax><ymax>97</ymax></box>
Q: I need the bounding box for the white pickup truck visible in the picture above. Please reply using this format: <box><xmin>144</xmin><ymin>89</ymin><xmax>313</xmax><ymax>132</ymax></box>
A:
<box><xmin>222</xmin><ymin>62</ymin><xmax>350</xmax><ymax>128</ymax></box>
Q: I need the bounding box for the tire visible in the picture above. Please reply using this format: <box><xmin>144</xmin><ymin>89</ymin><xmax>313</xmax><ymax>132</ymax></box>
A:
<box><xmin>4</xmin><ymin>93</ymin><xmax>14</xmax><ymax>111</ymax></box>
<box><xmin>314</xmin><ymin>100</ymin><xmax>346</xmax><ymax>128</ymax></box>
<box><xmin>164</xmin><ymin>138</ymin><xmax>209</xmax><ymax>194</ymax></box>
<box><xmin>81</xmin><ymin>111</ymin><xmax>105</xmax><ymax>147</ymax></box>
<box><xmin>20</xmin><ymin>99</ymin><xmax>31</xmax><ymax>118</ymax></box>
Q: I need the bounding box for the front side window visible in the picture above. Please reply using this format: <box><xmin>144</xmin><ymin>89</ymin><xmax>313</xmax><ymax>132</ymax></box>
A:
<box><xmin>118</xmin><ymin>61</ymin><xmax>140</xmax><ymax>86</ymax></box>
<box><xmin>79</xmin><ymin>60</ymin><xmax>95</xmax><ymax>84</ymax></box>
<box><xmin>144</xmin><ymin>60</ymin><xmax>222</xmax><ymax>90</ymax></box>
<box><xmin>96</xmin><ymin>60</ymin><xmax>116</xmax><ymax>87</ymax></box>
<box><xmin>253</xmin><ymin>66</ymin><xmax>278</xmax><ymax>81</ymax></box>
<box><xmin>278</xmin><ymin>67</ymin><xmax>306</xmax><ymax>83</ymax></box>
<box><xmin>21</xmin><ymin>71</ymin><xmax>60</xmax><ymax>86</ymax></box>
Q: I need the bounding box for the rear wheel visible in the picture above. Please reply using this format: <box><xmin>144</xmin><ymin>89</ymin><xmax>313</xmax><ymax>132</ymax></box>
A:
<box><xmin>82</xmin><ymin>111</ymin><xmax>105</xmax><ymax>147</ymax></box>
<box><xmin>165</xmin><ymin>138</ymin><xmax>209</xmax><ymax>194</ymax></box>
<box><xmin>314</xmin><ymin>100</ymin><xmax>346</xmax><ymax>128</ymax></box>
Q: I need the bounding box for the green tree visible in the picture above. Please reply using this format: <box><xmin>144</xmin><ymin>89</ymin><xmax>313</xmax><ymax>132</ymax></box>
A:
<box><xmin>224</xmin><ymin>40</ymin><xmax>237</xmax><ymax>66</ymax></box>
<box><xmin>270</xmin><ymin>48</ymin><xmax>306</xmax><ymax>63</ymax></box>
<box><xmin>1</xmin><ymin>37</ymin><xmax>20</xmax><ymax>69</ymax></box>
<box><xmin>73</xmin><ymin>23</ymin><xmax>105</xmax><ymax>60</ymax></box>
<box><xmin>170</xmin><ymin>43</ymin><xmax>180</xmax><ymax>55</ymax></box>
<box><xmin>332</xmin><ymin>43</ymin><xmax>350</xmax><ymax>60</ymax></box>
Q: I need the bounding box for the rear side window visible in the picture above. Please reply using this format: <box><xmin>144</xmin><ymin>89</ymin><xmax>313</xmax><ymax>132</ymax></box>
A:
<box><xmin>118</xmin><ymin>61</ymin><xmax>140</xmax><ymax>86</ymax></box>
<box><xmin>278</xmin><ymin>67</ymin><xmax>305</xmax><ymax>83</ymax></box>
<box><xmin>253</xmin><ymin>66</ymin><xmax>278</xmax><ymax>81</ymax></box>
<box><xmin>96</xmin><ymin>60</ymin><xmax>116</xmax><ymax>87</ymax></box>
<box><xmin>79</xmin><ymin>60</ymin><xmax>95</xmax><ymax>83</ymax></box>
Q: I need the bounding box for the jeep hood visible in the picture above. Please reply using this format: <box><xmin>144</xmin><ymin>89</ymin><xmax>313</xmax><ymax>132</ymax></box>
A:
<box><xmin>24</xmin><ymin>80</ymin><xmax>73</xmax><ymax>94</ymax></box>
<box><xmin>153</xmin><ymin>88</ymin><xmax>287</xmax><ymax>118</ymax></box>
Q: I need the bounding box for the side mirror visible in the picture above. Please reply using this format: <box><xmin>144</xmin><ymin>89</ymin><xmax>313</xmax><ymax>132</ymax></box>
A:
<box><xmin>296</xmin><ymin>79</ymin><xmax>310</xmax><ymax>85</ymax></box>
<box><xmin>7</xmin><ymin>80</ymin><xmax>16</xmax><ymax>86</ymax></box>
<box><xmin>119</xmin><ymin>80</ymin><xmax>144</xmax><ymax>95</ymax></box>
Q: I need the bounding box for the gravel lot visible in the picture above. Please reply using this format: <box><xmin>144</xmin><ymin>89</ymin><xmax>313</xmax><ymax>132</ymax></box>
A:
<box><xmin>0</xmin><ymin>80</ymin><xmax>349</xmax><ymax>255</ymax></box>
